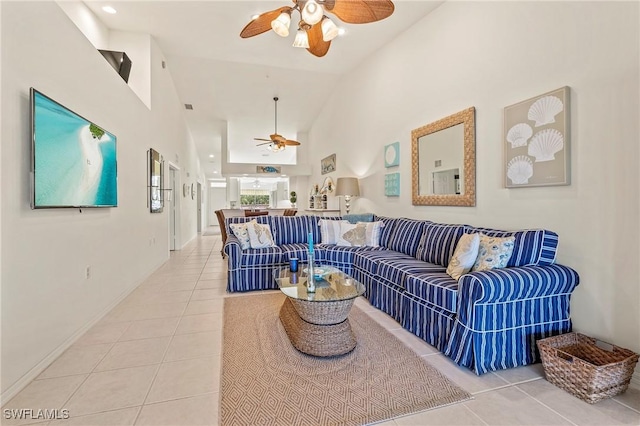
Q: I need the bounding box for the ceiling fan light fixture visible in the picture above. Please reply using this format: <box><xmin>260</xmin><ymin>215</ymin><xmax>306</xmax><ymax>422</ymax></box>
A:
<box><xmin>301</xmin><ymin>0</ymin><xmax>324</xmax><ymax>25</ymax></box>
<box><xmin>321</xmin><ymin>16</ymin><xmax>339</xmax><ymax>41</ymax></box>
<box><xmin>271</xmin><ymin>11</ymin><xmax>291</xmax><ymax>37</ymax></box>
<box><xmin>293</xmin><ymin>28</ymin><xmax>310</xmax><ymax>48</ymax></box>
<box><xmin>268</xmin><ymin>143</ymin><xmax>286</xmax><ymax>152</ymax></box>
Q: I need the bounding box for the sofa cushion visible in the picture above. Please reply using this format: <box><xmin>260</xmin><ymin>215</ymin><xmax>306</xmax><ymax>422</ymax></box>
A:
<box><xmin>469</xmin><ymin>227</ymin><xmax>557</xmax><ymax>267</ymax></box>
<box><xmin>269</xmin><ymin>216</ymin><xmax>312</xmax><ymax>245</ymax></box>
<box><xmin>319</xmin><ymin>244</ymin><xmax>385</xmax><ymax>270</ymax></box>
<box><xmin>386</xmin><ymin>218</ymin><xmax>429</xmax><ymax>257</ymax></box>
<box><xmin>405</xmin><ymin>272</ymin><xmax>459</xmax><ymax>313</ymax></box>
<box><xmin>375</xmin><ymin>216</ymin><xmax>399</xmax><ymax>248</ymax></box>
<box><xmin>239</xmin><ymin>246</ymin><xmax>283</xmax><ymax>267</ymax></box>
<box><xmin>280</xmin><ymin>243</ymin><xmax>313</xmax><ymax>263</ymax></box>
<box><xmin>353</xmin><ymin>249</ymin><xmax>416</xmax><ymax>276</ymax></box>
<box><xmin>377</xmin><ymin>258</ymin><xmax>445</xmax><ymax>288</ymax></box>
<box><xmin>416</xmin><ymin>223</ymin><xmax>467</xmax><ymax>266</ymax></box>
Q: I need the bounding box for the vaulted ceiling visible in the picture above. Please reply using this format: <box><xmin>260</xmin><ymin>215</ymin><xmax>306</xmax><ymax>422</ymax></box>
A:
<box><xmin>83</xmin><ymin>1</ymin><xmax>442</xmax><ymax>178</ymax></box>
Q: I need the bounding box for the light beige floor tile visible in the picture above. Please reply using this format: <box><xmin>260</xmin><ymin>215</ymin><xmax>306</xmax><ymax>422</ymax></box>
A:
<box><xmin>394</xmin><ymin>403</ymin><xmax>485</xmax><ymax>425</ymax></box>
<box><xmin>94</xmin><ymin>337</ymin><xmax>171</xmax><ymax>371</ymax></box>
<box><xmin>1</xmin><ymin>375</ymin><xmax>87</xmax><ymax>426</ymax></box>
<box><xmin>124</xmin><ymin>290</ymin><xmax>192</xmax><ymax>305</ymax></box>
<box><xmin>613</xmin><ymin>387</ymin><xmax>640</xmax><ymax>412</ymax></box>
<box><xmin>164</xmin><ymin>275</ymin><xmax>200</xmax><ymax>284</ymax></box>
<box><xmin>48</xmin><ymin>407</ymin><xmax>140</xmax><ymax>426</ymax></box>
<box><xmin>492</xmin><ymin>363</ymin><xmax>545</xmax><ymax>384</ymax></box>
<box><xmin>38</xmin><ymin>344</ymin><xmax>112</xmax><ymax>379</ymax></box>
<box><xmin>190</xmin><ymin>289</ymin><xmax>223</xmax><ymax>301</ymax></box>
<box><xmin>184</xmin><ymin>299</ymin><xmax>223</xmax><ymax>315</ymax></box>
<box><xmin>366</xmin><ymin>310</ymin><xmax>403</xmax><ymax>330</ymax></box>
<box><xmin>195</xmin><ymin>280</ymin><xmax>226</xmax><ymax>290</ymax></box>
<box><xmin>65</xmin><ymin>365</ymin><xmax>157</xmax><ymax>417</ymax></box>
<box><xmin>130</xmin><ymin>302</ymin><xmax>187</xmax><ymax>321</ymax></box>
<box><xmin>423</xmin><ymin>354</ymin><xmax>509</xmax><ymax>394</ymax></box>
<box><xmin>136</xmin><ymin>393</ymin><xmax>218</xmax><ymax>426</ymax></box>
<box><xmin>145</xmin><ymin>357</ymin><xmax>219</xmax><ymax>403</ymax></box>
<box><xmin>391</xmin><ymin>328</ymin><xmax>440</xmax><ymax>356</ymax></box>
<box><xmin>464</xmin><ymin>387</ymin><xmax>571</xmax><ymax>425</ymax></box>
<box><xmin>119</xmin><ymin>317</ymin><xmax>180</xmax><ymax>341</ymax></box>
<box><xmin>75</xmin><ymin>323</ymin><xmax>130</xmax><ymax>346</ymax></box>
<box><xmin>164</xmin><ymin>331</ymin><xmax>221</xmax><ymax>361</ymax></box>
<box><xmin>199</xmin><ymin>272</ymin><xmax>226</xmax><ymax>281</ymax></box>
<box><xmin>175</xmin><ymin>313</ymin><xmax>222</xmax><ymax>335</ymax></box>
<box><xmin>158</xmin><ymin>281</ymin><xmax>197</xmax><ymax>292</ymax></box>
<box><xmin>518</xmin><ymin>379</ymin><xmax>640</xmax><ymax>425</ymax></box>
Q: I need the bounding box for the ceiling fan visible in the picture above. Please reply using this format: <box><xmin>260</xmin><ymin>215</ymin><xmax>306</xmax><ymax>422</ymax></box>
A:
<box><xmin>255</xmin><ymin>97</ymin><xmax>301</xmax><ymax>152</ymax></box>
<box><xmin>240</xmin><ymin>0</ymin><xmax>395</xmax><ymax>57</ymax></box>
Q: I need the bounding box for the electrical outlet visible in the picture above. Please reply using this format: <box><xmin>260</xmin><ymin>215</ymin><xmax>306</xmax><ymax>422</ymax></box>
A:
<box><xmin>85</xmin><ymin>266</ymin><xmax>91</xmax><ymax>279</ymax></box>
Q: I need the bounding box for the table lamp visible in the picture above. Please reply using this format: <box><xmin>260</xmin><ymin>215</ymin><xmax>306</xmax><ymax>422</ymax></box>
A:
<box><xmin>335</xmin><ymin>177</ymin><xmax>360</xmax><ymax>214</ymax></box>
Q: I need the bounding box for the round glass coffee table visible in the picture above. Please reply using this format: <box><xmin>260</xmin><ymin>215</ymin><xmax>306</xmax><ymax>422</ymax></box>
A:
<box><xmin>274</xmin><ymin>265</ymin><xmax>365</xmax><ymax>357</ymax></box>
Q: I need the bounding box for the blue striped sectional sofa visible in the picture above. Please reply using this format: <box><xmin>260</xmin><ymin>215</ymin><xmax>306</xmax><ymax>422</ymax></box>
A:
<box><xmin>223</xmin><ymin>215</ymin><xmax>580</xmax><ymax>375</ymax></box>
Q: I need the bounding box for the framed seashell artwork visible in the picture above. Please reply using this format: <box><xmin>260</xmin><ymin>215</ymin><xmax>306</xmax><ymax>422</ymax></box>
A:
<box><xmin>503</xmin><ymin>86</ymin><xmax>570</xmax><ymax>188</ymax></box>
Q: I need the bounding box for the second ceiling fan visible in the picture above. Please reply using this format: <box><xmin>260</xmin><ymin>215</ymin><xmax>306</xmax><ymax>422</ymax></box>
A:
<box><xmin>255</xmin><ymin>97</ymin><xmax>301</xmax><ymax>152</ymax></box>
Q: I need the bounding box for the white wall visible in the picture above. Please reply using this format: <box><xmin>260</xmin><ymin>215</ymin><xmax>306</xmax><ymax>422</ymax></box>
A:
<box><xmin>309</xmin><ymin>1</ymin><xmax>639</xmax><ymax>380</ymax></box>
<box><xmin>0</xmin><ymin>1</ymin><xmax>201</xmax><ymax>401</ymax></box>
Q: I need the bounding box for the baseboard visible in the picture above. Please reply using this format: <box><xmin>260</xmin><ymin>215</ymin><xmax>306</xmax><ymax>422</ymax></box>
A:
<box><xmin>631</xmin><ymin>370</ymin><xmax>640</xmax><ymax>390</ymax></box>
<box><xmin>0</xmin><ymin>257</ymin><xmax>168</xmax><ymax>406</ymax></box>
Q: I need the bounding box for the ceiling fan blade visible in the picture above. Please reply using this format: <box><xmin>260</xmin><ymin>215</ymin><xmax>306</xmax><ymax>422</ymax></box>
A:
<box><xmin>254</xmin><ymin>138</ymin><xmax>271</xmax><ymax>142</ymax></box>
<box><xmin>326</xmin><ymin>0</ymin><xmax>394</xmax><ymax>24</ymax></box>
<box><xmin>270</xmin><ymin>134</ymin><xmax>285</xmax><ymax>142</ymax></box>
<box><xmin>256</xmin><ymin>142</ymin><xmax>273</xmax><ymax>146</ymax></box>
<box><xmin>240</xmin><ymin>6</ymin><xmax>292</xmax><ymax>38</ymax></box>
<box><xmin>284</xmin><ymin>140</ymin><xmax>301</xmax><ymax>146</ymax></box>
<box><xmin>306</xmin><ymin>22</ymin><xmax>331</xmax><ymax>57</ymax></box>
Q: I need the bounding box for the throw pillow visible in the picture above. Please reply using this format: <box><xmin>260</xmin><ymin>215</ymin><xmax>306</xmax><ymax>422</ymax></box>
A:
<box><xmin>343</xmin><ymin>213</ymin><xmax>374</xmax><ymax>224</ymax></box>
<box><xmin>246</xmin><ymin>220</ymin><xmax>276</xmax><ymax>249</ymax></box>
<box><xmin>318</xmin><ymin>219</ymin><xmax>348</xmax><ymax>244</ymax></box>
<box><xmin>358</xmin><ymin>221</ymin><xmax>384</xmax><ymax>247</ymax></box>
<box><xmin>336</xmin><ymin>222</ymin><xmax>365</xmax><ymax>247</ymax></box>
<box><xmin>229</xmin><ymin>222</ymin><xmax>251</xmax><ymax>250</ymax></box>
<box><xmin>472</xmin><ymin>233</ymin><xmax>515</xmax><ymax>272</ymax></box>
<box><xmin>336</xmin><ymin>221</ymin><xmax>384</xmax><ymax>247</ymax></box>
<box><xmin>446</xmin><ymin>233</ymin><xmax>480</xmax><ymax>280</ymax></box>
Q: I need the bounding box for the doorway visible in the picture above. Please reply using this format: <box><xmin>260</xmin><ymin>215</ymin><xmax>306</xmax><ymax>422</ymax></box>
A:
<box><xmin>197</xmin><ymin>182</ymin><xmax>202</xmax><ymax>233</ymax></box>
<box><xmin>169</xmin><ymin>165</ymin><xmax>178</xmax><ymax>251</ymax></box>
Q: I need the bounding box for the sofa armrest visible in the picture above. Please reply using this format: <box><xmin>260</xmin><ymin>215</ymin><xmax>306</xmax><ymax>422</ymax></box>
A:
<box><xmin>223</xmin><ymin>234</ymin><xmax>242</xmax><ymax>269</ymax></box>
<box><xmin>458</xmin><ymin>264</ymin><xmax>580</xmax><ymax>305</ymax></box>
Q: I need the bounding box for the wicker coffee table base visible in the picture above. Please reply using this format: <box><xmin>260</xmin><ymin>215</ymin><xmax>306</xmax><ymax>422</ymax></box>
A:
<box><xmin>279</xmin><ymin>297</ymin><xmax>356</xmax><ymax>357</ymax></box>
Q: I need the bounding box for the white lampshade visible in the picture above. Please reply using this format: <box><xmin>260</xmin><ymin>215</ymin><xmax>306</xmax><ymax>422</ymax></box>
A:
<box><xmin>292</xmin><ymin>29</ymin><xmax>310</xmax><ymax>48</ymax></box>
<box><xmin>335</xmin><ymin>177</ymin><xmax>360</xmax><ymax>197</ymax></box>
<box><xmin>321</xmin><ymin>17</ymin><xmax>339</xmax><ymax>41</ymax></box>
<box><xmin>301</xmin><ymin>0</ymin><xmax>323</xmax><ymax>25</ymax></box>
<box><xmin>271</xmin><ymin>12</ymin><xmax>291</xmax><ymax>37</ymax></box>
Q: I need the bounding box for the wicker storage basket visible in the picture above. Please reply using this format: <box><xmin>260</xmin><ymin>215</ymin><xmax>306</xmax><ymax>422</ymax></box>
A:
<box><xmin>537</xmin><ymin>333</ymin><xmax>639</xmax><ymax>404</ymax></box>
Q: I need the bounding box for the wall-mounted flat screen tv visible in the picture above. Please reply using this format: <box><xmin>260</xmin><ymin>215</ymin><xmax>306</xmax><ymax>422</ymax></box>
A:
<box><xmin>30</xmin><ymin>88</ymin><xmax>118</xmax><ymax>208</ymax></box>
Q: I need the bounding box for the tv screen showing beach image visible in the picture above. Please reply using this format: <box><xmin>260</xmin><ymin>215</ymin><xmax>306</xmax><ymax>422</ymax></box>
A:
<box><xmin>32</xmin><ymin>89</ymin><xmax>117</xmax><ymax>208</ymax></box>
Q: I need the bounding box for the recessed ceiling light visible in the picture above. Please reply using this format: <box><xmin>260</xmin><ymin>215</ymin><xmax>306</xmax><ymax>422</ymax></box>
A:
<box><xmin>209</xmin><ymin>154</ymin><xmax>214</xmax><ymax>158</ymax></box>
<box><xmin>102</xmin><ymin>6</ymin><xmax>117</xmax><ymax>14</ymax></box>
<box><xmin>213</xmin><ymin>171</ymin><xmax>218</xmax><ymax>174</ymax></box>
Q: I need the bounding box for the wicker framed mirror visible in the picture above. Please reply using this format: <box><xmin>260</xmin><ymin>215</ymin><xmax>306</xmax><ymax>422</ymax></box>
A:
<box><xmin>411</xmin><ymin>107</ymin><xmax>476</xmax><ymax>207</ymax></box>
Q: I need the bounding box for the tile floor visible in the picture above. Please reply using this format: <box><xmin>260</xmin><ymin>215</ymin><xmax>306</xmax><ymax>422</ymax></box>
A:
<box><xmin>2</xmin><ymin>233</ymin><xmax>639</xmax><ymax>426</ymax></box>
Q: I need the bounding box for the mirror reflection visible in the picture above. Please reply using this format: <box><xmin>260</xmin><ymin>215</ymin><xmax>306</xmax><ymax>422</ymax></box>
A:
<box><xmin>412</xmin><ymin>107</ymin><xmax>476</xmax><ymax>207</ymax></box>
